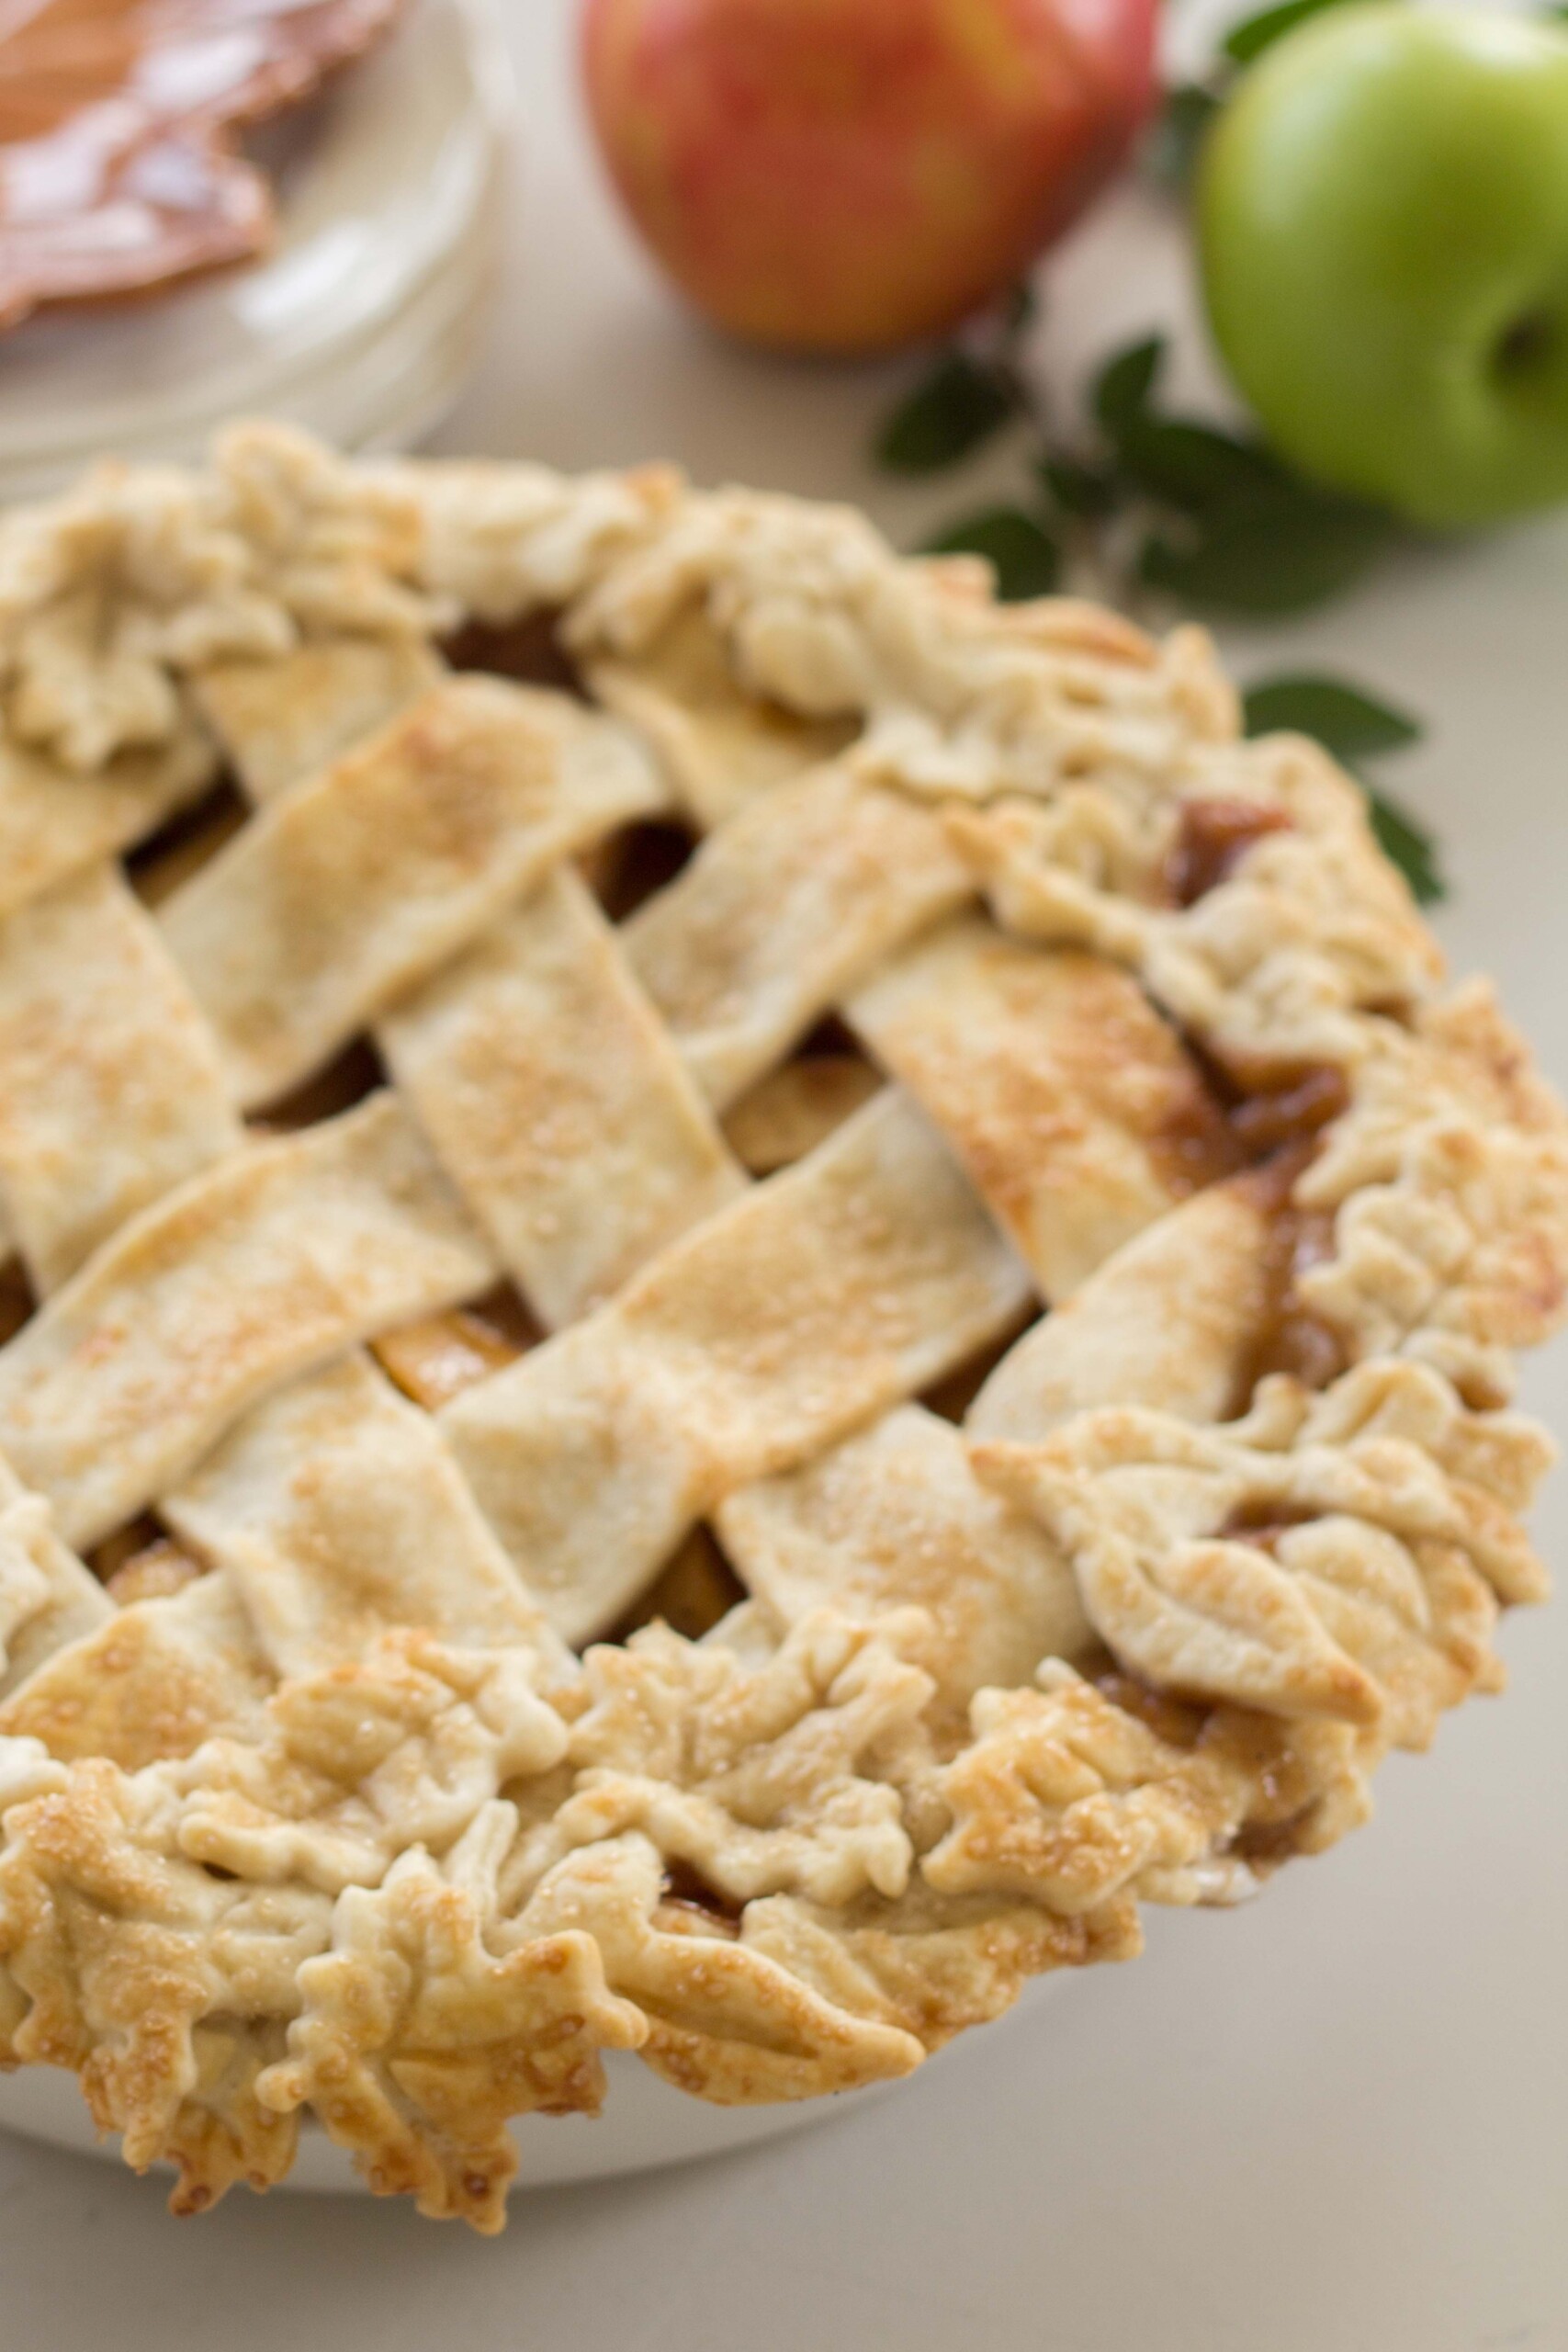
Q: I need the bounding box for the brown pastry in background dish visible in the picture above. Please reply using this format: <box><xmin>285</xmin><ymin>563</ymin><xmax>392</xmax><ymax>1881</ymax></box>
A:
<box><xmin>0</xmin><ymin>0</ymin><xmax>403</xmax><ymax>332</ymax></box>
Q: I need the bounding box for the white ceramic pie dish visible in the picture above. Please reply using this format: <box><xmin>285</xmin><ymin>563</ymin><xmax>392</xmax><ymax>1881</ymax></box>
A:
<box><xmin>0</xmin><ymin>1982</ymin><xmax>1055</xmax><ymax>2193</ymax></box>
<box><xmin>0</xmin><ymin>2048</ymin><xmax>855</xmax><ymax>2191</ymax></box>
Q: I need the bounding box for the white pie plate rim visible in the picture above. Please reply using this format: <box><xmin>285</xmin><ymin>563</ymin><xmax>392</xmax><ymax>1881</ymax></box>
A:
<box><xmin>0</xmin><ymin>1978</ymin><xmax>1061</xmax><ymax>2193</ymax></box>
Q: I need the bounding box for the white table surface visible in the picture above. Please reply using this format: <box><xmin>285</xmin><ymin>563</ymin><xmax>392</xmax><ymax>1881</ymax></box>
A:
<box><xmin>2</xmin><ymin>5</ymin><xmax>1564</xmax><ymax>2344</ymax></box>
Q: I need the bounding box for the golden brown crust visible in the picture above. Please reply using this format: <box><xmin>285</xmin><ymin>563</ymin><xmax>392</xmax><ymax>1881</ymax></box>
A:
<box><xmin>0</xmin><ymin>425</ymin><xmax>1561</xmax><ymax>2226</ymax></box>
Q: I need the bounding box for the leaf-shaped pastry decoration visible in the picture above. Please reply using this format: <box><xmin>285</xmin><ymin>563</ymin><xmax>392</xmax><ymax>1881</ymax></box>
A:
<box><xmin>509</xmin><ymin>1611</ymin><xmax>935</xmax><ymax>1912</ymax></box>
<box><xmin>258</xmin><ymin>1815</ymin><xmax>647</xmax><ymax>2232</ymax></box>
<box><xmin>971</xmin><ymin>1363</ymin><xmax>1551</xmax><ymax>1741</ymax></box>
<box><xmin>974</xmin><ymin>1433</ymin><xmax>1384</xmax><ymax>1727</ymax></box>
<box><xmin>0</xmin><ymin>0</ymin><xmax>402</xmax><ymax>333</ymax></box>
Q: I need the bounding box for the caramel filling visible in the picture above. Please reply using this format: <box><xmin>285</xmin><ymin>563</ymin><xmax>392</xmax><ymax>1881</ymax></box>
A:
<box><xmin>1167</xmin><ymin>798</ymin><xmax>1293</xmax><ymax>909</ymax></box>
<box><xmin>250</xmin><ymin>1035</ymin><xmax>388</xmax><ymax>1134</ymax></box>
<box><xmin>1227</xmin><ymin>1063</ymin><xmax>1350</xmax><ymax>1159</ymax></box>
<box><xmin>923</xmin><ymin>1306</ymin><xmax>1039</xmax><ymax>1423</ymax></box>
<box><xmin>723</xmin><ymin>1053</ymin><xmax>884</xmax><ymax>1176</ymax></box>
<box><xmin>1236</xmin><ymin>1159</ymin><xmax>1348</xmax><ymax>1397</ymax></box>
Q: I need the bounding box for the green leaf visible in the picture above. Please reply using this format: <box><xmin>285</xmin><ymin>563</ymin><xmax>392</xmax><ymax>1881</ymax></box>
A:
<box><xmin>1001</xmin><ymin>280</ymin><xmax>1039</xmax><ymax>338</ymax></box>
<box><xmin>1139</xmin><ymin>484</ymin><xmax>1393</xmax><ymax>614</ymax></box>
<box><xmin>923</xmin><ymin>506</ymin><xmax>1061</xmax><ymax>600</ymax></box>
<box><xmin>1242</xmin><ymin>673</ymin><xmax>1424</xmax><ymax>761</ymax></box>
<box><xmin>1093</xmin><ymin>336</ymin><xmax>1166</xmax><ymax>434</ymax></box>
<box><xmin>1113</xmin><ymin>415</ymin><xmax>1282</xmax><ymax>510</ymax></box>
<box><xmin>875</xmin><ymin>352</ymin><xmax>1021</xmax><ymax>476</ymax></box>
<box><xmin>1145</xmin><ymin>83</ymin><xmax>1224</xmax><ymax>187</ymax></box>
<box><xmin>1223</xmin><ymin>0</ymin><xmax>1364</xmax><ymax>67</ymax></box>
<box><xmin>1242</xmin><ymin>672</ymin><xmax>1442</xmax><ymax>903</ymax></box>
<box><xmin>1367</xmin><ymin>788</ymin><xmax>1447</xmax><ymax>906</ymax></box>
<box><xmin>1039</xmin><ymin>454</ymin><xmax>1122</xmax><ymax>520</ymax></box>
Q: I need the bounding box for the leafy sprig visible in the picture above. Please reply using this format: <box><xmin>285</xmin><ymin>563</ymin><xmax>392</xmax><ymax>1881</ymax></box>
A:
<box><xmin>925</xmin><ymin>506</ymin><xmax>1061</xmax><ymax>598</ymax></box>
<box><xmin>878</xmin><ymin>331</ymin><xmax>1397</xmax><ymax>617</ymax></box>
<box><xmin>1241</xmin><ymin>675</ymin><xmax>1444</xmax><ymax>904</ymax></box>
<box><xmin>873</xmin><ymin>331</ymin><xmax>1442</xmax><ymax>902</ymax></box>
<box><xmin>876</xmin><ymin>286</ymin><xmax>1038</xmax><ymax>477</ymax></box>
<box><xmin>1098</xmin><ymin>338</ymin><xmax>1396</xmax><ymax>613</ymax></box>
<box><xmin>875</xmin><ymin>351</ymin><xmax>1021</xmax><ymax>477</ymax></box>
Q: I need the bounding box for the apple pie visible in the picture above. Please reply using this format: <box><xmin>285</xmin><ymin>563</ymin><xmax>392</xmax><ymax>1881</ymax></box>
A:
<box><xmin>0</xmin><ymin>424</ymin><xmax>1561</xmax><ymax>2229</ymax></box>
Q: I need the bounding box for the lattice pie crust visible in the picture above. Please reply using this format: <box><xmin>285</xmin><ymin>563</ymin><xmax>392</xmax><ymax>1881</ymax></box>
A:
<box><xmin>0</xmin><ymin>427</ymin><xmax>1561</xmax><ymax>2228</ymax></box>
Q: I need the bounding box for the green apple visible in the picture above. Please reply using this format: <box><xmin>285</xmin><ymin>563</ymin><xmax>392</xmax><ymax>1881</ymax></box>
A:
<box><xmin>1199</xmin><ymin>6</ymin><xmax>1568</xmax><ymax>529</ymax></box>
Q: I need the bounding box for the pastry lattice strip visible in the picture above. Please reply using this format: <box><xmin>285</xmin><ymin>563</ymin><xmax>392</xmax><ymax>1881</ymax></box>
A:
<box><xmin>0</xmin><ymin>600</ymin><xmax>1246</xmax><ymax>1643</ymax></box>
<box><xmin>0</xmin><ymin>448</ymin><xmax>1548</xmax><ymax>1654</ymax></box>
<box><xmin>0</xmin><ymin>434</ymin><xmax>1555</xmax><ymax>1688</ymax></box>
<box><xmin>201</xmin><ymin>632</ymin><xmax>754</xmax><ymax>1329</ymax></box>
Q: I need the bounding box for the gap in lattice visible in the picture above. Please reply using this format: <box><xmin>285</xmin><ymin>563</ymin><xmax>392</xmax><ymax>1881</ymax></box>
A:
<box><xmin>126</xmin><ymin>775</ymin><xmax>250</xmax><ymax>909</ymax></box>
<box><xmin>0</xmin><ymin>1258</ymin><xmax>35</xmax><ymax>1348</ymax></box>
<box><xmin>606</xmin><ymin>1523</ymin><xmax>745</xmax><ymax>1649</ymax></box>
<box><xmin>371</xmin><ymin>1281</ymin><xmax>544</xmax><ymax>1416</ymax></box>
<box><xmin>797</xmin><ymin>1012</ymin><xmax>860</xmax><ymax>1059</ymax></box>
<box><xmin>659</xmin><ymin>1856</ymin><xmax>744</xmax><ymax>1934</ymax></box>
<box><xmin>722</xmin><ymin>1042</ymin><xmax>886</xmax><ymax>1177</ymax></box>
<box><xmin>590</xmin><ymin>819</ymin><xmax>699</xmax><ymax>922</ymax></box>
<box><xmin>922</xmin><ymin>1304</ymin><xmax>1041</xmax><ymax>1425</ymax></box>
<box><xmin>248</xmin><ymin>1035</ymin><xmax>389</xmax><ymax>1134</ymax></box>
<box><xmin>87</xmin><ymin>1510</ymin><xmax>207</xmax><ymax>1606</ymax></box>
<box><xmin>440</xmin><ymin>607</ymin><xmax>587</xmax><ymax>701</ymax></box>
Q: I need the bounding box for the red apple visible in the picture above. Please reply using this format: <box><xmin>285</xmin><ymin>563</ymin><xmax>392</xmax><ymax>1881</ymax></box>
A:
<box><xmin>581</xmin><ymin>0</ymin><xmax>1159</xmax><ymax>355</ymax></box>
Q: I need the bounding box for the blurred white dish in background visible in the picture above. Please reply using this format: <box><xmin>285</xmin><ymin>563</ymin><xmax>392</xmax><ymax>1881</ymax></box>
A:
<box><xmin>0</xmin><ymin>0</ymin><xmax>511</xmax><ymax>503</ymax></box>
